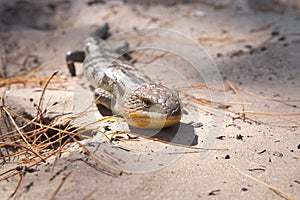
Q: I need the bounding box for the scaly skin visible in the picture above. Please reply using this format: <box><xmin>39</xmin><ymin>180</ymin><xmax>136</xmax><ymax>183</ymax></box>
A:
<box><xmin>67</xmin><ymin>24</ymin><xmax>182</xmax><ymax>129</ymax></box>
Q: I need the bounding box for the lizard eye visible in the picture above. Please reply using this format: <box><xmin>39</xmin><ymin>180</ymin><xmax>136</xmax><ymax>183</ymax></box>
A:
<box><xmin>141</xmin><ymin>98</ymin><xmax>152</xmax><ymax>108</ymax></box>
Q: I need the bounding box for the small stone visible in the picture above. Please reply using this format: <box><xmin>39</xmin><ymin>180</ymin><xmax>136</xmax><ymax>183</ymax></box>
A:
<box><xmin>261</xmin><ymin>46</ymin><xmax>267</xmax><ymax>51</ymax></box>
<box><xmin>216</xmin><ymin>136</ymin><xmax>225</xmax><ymax>140</ymax></box>
<box><xmin>216</xmin><ymin>53</ymin><xmax>223</xmax><ymax>57</ymax></box>
<box><xmin>278</xmin><ymin>36</ymin><xmax>286</xmax><ymax>41</ymax></box>
<box><xmin>271</xmin><ymin>31</ymin><xmax>280</xmax><ymax>36</ymax></box>
<box><xmin>236</xmin><ymin>134</ymin><xmax>244</xmax><ymax>140</ymax></box>
<box><xmin>208</xmin><ymin>189</ymin><xmax>221</xmax><ymax>196</ymax></box>
<box><xmin>192</xmin><ymin>122</ymin><xmax>203</xmax><ymax>128</ymax></box>
<box><xmin>273</xmin><ymin>151</ymin><xmax>283</xmax><ymax>158</ymax></box>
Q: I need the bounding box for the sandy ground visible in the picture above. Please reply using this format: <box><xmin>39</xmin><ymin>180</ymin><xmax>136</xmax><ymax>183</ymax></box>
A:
<box><xmin>0</xmin><ymin>0</ymin><xmax>299</xmax><ymax>199</ymax></box>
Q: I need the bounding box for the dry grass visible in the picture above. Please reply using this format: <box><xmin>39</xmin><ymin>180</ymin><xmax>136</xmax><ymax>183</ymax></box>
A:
<box><xmin>232</xmin><ymin>165</ymin><xmax>297</xmax><ymax>200</ymax></box>
<box><xmin>0</xmin><ymin>70</ymin><xmax>127</xmax><ymax>198</ymax></box>
<box><xmin>178</xmin><ymin>80</ymin><xmax>300</xmax><ymax>127</ymax></box>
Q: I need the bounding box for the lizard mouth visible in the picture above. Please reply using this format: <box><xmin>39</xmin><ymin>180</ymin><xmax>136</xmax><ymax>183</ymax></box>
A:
<box><xmin>127</xmin><ymin>113</ymin><xmax>181</xmax><ymax>129</ymax></box>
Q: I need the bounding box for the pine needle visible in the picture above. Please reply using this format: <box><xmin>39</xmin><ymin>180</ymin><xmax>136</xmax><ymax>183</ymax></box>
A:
<box><xmin>232</xmin><ymin>165</ymin><xmax>297</xmax><ymax>200</ymax></box>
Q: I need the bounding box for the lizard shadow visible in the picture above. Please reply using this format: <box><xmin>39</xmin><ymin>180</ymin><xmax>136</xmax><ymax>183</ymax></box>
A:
<box><xmin>96</xmin><ymin>104</ymin><xmax>113</xmax><ymax>116</ymax></box>
<box><xmin>129</xmin><ymin>122</ymin><xmax>198</xmax><ymax>147</ymax></box>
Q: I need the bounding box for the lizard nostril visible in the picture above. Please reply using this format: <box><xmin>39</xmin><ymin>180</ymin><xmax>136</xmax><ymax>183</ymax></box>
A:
<box><xmin>171</xmin><ymin>106</ymin><xmax>181</xmax><ymax>117</ymax></box>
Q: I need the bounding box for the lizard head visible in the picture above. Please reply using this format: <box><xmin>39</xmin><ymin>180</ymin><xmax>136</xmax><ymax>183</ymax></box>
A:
<box><xmin>122</xmin><ymin>83</ymin><xmax>182</xmax><ymax>129</ymax></box>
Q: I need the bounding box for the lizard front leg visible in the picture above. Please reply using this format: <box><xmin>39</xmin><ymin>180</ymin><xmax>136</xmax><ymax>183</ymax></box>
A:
<box><xmin>66</xmin><ymin>51</ymin><xmax>85</xmax><ymax>76</ymax></box>
<box><xmin>94</xmin><ymin>87</ymin><xmax>116</xmax><ymax>112</ymax></box>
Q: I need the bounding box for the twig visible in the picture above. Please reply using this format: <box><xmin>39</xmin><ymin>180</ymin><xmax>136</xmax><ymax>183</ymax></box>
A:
<box><xmin>36</xmin><ymin>70</ymin><xmax>59</xmax><ymax>123</ymax></box>
<box><xmin>10</xmin><ymin>170</ymin><xmax>25</xmax><ymax>198</ymax></box>
<box><xmin>2</xmin><ymin>107</ymin><xmax>30</xmax><ymax>147</ymax></box>
<box><xmin>82</xmin><ymin>187</ymin><xmax>99</xmax><ymax>200</ymax></box>
<box><xmin>144</xmin><ymin>52</ymin><xmax>168</xmax><ymax>64</ymax></box>
<box><xmin>0</xmin><ymin>142</ymin><xmax>44</xmax><ymax>165</ymax></box>
<box><xmin>239</xmin><ymin>111</ymin><xmax>300</xmax><ymax>117</ymax></box>
<box><xmin>1</xmin><ymin>86</ymin><xmax>7</xmax><ymax>107</ymax></box>
<box><xmin>70</xmin><ymin>135</ymin><xmax>127</xmax><ymax>177</ymax></box>
<box><xmin>110</xmin><ymin>132</ymin><xmax>228</xmax><ymax>151</ymax></box>
<box><xmin>226</xmin><ymin>80</ymin><xmax>245</xmax><ymax>119</ymax></box>
<box><xmin>2</xmin><ymin>107</ymin><xmax>45</xmax><ymax>162</ymax></box>
<box><xmin>50</xmin><ymin>171</ymin><xmax>72</xmax><ymax>200</ymax></box>
<box><xmin>50</xmin><ymin>138</ymin><xmax>71</xmax><ymax>180</ymax></box>
<box><xmin>5</xmin><ymin>108</ymin><xmax>77</xmax><ymax>137</ymax></box>
<box><xmin>232</xmin><ymin>165</ymin><xmax>297</xmax><ymax>200</ymax></box>
<box><xmin>176</xmin><ymin>83</ymin><xmax>207</xmax><ymax>91</ymax></box>
<box><xmin>237</xmin><ymin>86</ymin><xmax>300</xmax><ymax>103</ymax></box>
